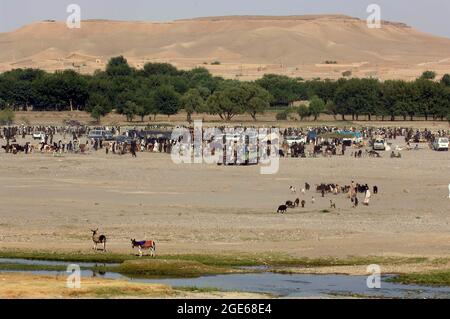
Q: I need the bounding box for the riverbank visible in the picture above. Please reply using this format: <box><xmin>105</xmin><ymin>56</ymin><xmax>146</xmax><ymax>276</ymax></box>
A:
<box><xmin>2</xmin><ymin>251</ymin><xmax>450</xmax><ymax>298</ymax></box>
<box><xmin>2</xmin><ymin>250</ymin><xmax>450</xmax><ymax>285</ymax></box>
<box><xmin>0</xmin><ymin>273</ymin><xmax>267</xmax><ymax>299</ymax></box>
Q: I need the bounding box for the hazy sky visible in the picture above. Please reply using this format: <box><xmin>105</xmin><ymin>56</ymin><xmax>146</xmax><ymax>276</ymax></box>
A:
<box><xmin>0</xmin><ymin>0</ymin><xmax>449</xmax><ymax>37</ymax></box>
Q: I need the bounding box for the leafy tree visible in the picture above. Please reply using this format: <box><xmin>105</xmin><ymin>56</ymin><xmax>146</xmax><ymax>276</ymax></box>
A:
<box><xmin>247</xmin><ymin>97</ymin><xmax>268</xmax><ymax>121</ymax></box>
<box><xmin>440</xmin><ymin>74</ymin><xmax>450</xmax><ymax>87</ymax></box>
<box><xmin>308</xmin><ymin>96</ymin><xmax>325</xmax><ymax>120</ymax></box>
<box><xmin>414</xmin><ymin>79</ymin><xmax>446</xmax><ymax>120</ymax></box>
<box><xmin>297</xmin><ymin>105</ymin><xmax>310</xmax><ymax>120</ymax></box>
<box><xmin>334</xmin><ymin>78</ymin><xmax>381</xmax><ymax>120</ymax></box>
<box><xmin>152</xmin><ymin>86</ymin><xmax>181</xmax><ymax>118</ymax></box>
<box><xmin>206</xmin><ymin>90</ymin><xmax>237</xmax><ymax>121</ymax></box>
<box><xmin>87</xmin><ymin>93</ymin><xmax>111</xmax><ymax>122</ymax></box>
<box><xmin>241</xmin><ymin>82</ymin><xmax>272</xmax><ymax>121</ymax></box>
<box><xmin>420</xmin><ymin>70</ymin><xmax>437</xmax><ymax>80</ymax></box>
<box><xmin>325</xmin><ymin>100</ymin><xmax>338</xmax><ymax>120</ymax></box>
<box><xmin>381</xmin><ymin>80</ymin><xmax>414</xmax><ymax>121</ymax></box>
<box><xmin>106</xmin><ymin>56</ymin><xmax>133</xmax><ymax>77</ymax></box>
<box><xmin>306</xmin><ymin>79</ymin><xmax>337</xmax><ymax>102</ymax></box>
<box><xmin>181</xmin><ymin>88</ymin><xmax>205</xmax><ymax>123</ymax></box>
<box><xmin>256</xmin><ymin>74</ymin><xmax>307</xmax><ymax>106</ymax></box>
<box><xmin>122</xmin><ymin>101</ymin><xmax>138</xmax><ymax>122</ymax></box>
<box><xmin>141</xmin><ymin>63</ymin><xmax>179</xmax><ymax>76</ymax></box>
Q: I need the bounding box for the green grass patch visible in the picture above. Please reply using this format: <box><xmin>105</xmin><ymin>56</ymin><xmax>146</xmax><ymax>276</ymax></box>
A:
<box><xmin>116</xmin><ymin>259</ymin><xmax>233</xmax><ymax>278</ymax></box>
<box><xmin>0</xmin><ymin>263</ymin><xmax>68</xmax><ymax>272</ymax></box>
<box><xmin>0</xmin><ymin>262</ymin><xmax>110</xmax><ymax>273</ymax></box>
<box><xmin>175</xmin><ymin>286</ymin><xmax>221</xmax><ymax>293</ymax></box>
<box><xmin>88</xmin><ymin>286</ymin><xmax>162</xmax><ymax>298</ymax></box>
<box><xmin>0</xmin><ymin>250</ymin><xmax>431</xmax><ymax>277</ymax></box>
<box><xmin>389</xmin><ymin>270</ymin><xmax>450</xmax><ymax>287</ymax></box>
<box><xmin>0</xmin><ymin>250</ymin><xmax>137</xmax><ymax>263</ymax></box>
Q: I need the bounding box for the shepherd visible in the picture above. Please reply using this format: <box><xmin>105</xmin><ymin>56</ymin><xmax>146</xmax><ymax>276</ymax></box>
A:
<box><xmin>131</xmin><ymin>239</ymin><xmax>156</xmax><ymax>257</ymax></box>
<box><xmin>363</xmin><ymin>189</ymin><xmax>371</xmax><ymax>206</ymax></box>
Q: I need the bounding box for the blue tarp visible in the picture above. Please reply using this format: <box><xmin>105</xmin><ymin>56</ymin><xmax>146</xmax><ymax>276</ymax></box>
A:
<box><xmin>307</xmin><ymin>131</ymin><xmax>317</xmax><ymax>139</ymax></box>
<box><xmin>338</xmin><ymin>131</ymin><xmax>362</xmax><ymax>138</ymax></box>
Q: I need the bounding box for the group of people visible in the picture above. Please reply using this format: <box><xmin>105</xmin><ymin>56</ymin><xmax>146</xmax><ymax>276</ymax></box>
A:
<box><xmin>348</xmin><ymin>181</ymin><xmax>373</xmax><ymax>207</ymax></box>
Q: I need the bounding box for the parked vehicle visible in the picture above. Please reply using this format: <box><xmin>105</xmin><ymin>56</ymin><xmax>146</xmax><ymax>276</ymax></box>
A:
<box><xmin>285</xmin><ymin>136</ymin><xmax>306</xmax><ymax>146</ymax></box>
<box><xmin>88</xmin><ymin>130</ymin><xmax>114</xmax><ymax>141</ymax></box>
<box><xmin>114</xmin><ymin>135</ymin><xmax>135</xmax><ymax>144</ymax></box>
<box><xmin>32</xmin><ymin>132</ymin><xmax>45</xmax><ymax>140</ymax></box>
<box><xmin>373</xmin><ymin>138</ymin><xmax>386</xmax><ymax>151</ymax></box>
<box><xmin>433</xmin><ymin>137</ymin><xmax>449</xmax><ymax>151</ymax></box>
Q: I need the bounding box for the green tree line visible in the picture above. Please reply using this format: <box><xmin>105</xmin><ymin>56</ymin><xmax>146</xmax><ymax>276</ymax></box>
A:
<box><xmin>0</xmin><ymin>56</ymin><xmax>448</xmax><ymax>122</ymax></box>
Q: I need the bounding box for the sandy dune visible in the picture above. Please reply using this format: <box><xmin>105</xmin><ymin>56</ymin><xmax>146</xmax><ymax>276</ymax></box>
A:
<box><xmin>0</xmin><ymin>15</ymin><xmax>449</xmax><ymax>80</ymax></box>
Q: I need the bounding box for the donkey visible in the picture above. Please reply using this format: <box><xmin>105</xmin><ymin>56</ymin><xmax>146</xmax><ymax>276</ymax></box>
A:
<box><xmin>91</xmin><ymin>229</ymin><xmax>107</xmax><ymax>252</ymax></box>
<box><xmin>131</xmin><ymin>239</ymin><xmax>156</xmax><ymax>257</ymax></box>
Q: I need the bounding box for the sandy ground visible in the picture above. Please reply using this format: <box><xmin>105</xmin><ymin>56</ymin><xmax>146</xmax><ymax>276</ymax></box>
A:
<box><xmin>0</xmin><ymin>273</ymin><xmax>266</xmax><ymax>299</ymax></box>
<box><xmin>1</xmin><ymin>132</ymin><xmax>449</xmax><ymax>259</ymax></box>
<box><xmin>13</xmin><ymin>110</ymin><xmax>450</xmax><ymax>128</ymax></box>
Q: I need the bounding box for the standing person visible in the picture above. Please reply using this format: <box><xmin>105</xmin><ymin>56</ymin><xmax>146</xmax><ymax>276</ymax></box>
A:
<box><xmin>363</xmin><ymin>189</ymin><xmax>371</xmax><ymax>206</ymax></box>
<box><xmin>130</xmin><ymin>140</ymin><xmax>137</xmax><ymax>158</ymax></box>
<box><xmin>353</xmin><ymin>197</ymin><xmax>359</xmax><ymax>208</ymax></box>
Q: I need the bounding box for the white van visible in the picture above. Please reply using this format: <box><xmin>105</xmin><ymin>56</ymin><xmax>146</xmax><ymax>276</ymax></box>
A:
<box><xmin>373</xmin><ymin>139</ymin><xmax>386</xmax><ymax>151</ymax></box>
<box><xmin>285</xmin><ymin>136</ymin><xmax>306</xmax><ymax>146</ymax></box>
<box><xmin>433</xmin><ymin>137</ymin><xmax>449</xmax><ymax>151</ymax></box>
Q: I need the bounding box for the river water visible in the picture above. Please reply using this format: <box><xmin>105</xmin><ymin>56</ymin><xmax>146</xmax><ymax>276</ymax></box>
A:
<box><xmin>1</xmin><ymin>258</ymin><xmax>449</xmax><ymax>298</ymax></box>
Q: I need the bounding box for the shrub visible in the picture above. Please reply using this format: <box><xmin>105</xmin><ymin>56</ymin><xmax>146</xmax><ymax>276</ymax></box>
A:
<box><xmin>342</xmin><ymin>70</ymin><xmax>352</xmax><ymax>77</ymax></box>
<box><xmin>276</xmin><ymin>110</ymin><xmax>288</xmax><ymax>120</ymax></box>
<box><xmin>0</xmin><ymin>108</ymin><xmax>14</xmax><ymax>125</ymax></box>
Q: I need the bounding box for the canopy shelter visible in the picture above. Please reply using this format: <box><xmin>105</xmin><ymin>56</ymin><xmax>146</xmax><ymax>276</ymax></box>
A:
<box><xmin>307</xmin><ymin>131</ymin><xmax>317</xmax><ymax>140</ymax></box>
<box><xmin>141</xmin><ymin>130</ymin><xmax>172</xmax><ymax>139</ymax></box>
<box><xmin>319</xmin><ymin>132</ymin><xmax>358</xmax><ymax>139</ymax></box>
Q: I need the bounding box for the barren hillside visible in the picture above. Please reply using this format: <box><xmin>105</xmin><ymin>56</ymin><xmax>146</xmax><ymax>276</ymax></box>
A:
<box><xmin>0</xmin><ymin>15</ymin><xmax>449</xmax><ymax>80</ymax></box>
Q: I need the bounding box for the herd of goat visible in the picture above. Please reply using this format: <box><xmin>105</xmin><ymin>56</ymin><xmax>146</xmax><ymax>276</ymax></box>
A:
<box><xmin>277</xmin><ymin>182</ymin><xmax>377</xmax><ymax>214</ymax></box>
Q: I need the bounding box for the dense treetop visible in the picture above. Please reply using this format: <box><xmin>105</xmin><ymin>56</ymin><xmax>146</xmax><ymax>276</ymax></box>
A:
<box><xmin>0</xmin><ymin>57</ymin><xmax>448</xmax><ymax>122</ymax></box>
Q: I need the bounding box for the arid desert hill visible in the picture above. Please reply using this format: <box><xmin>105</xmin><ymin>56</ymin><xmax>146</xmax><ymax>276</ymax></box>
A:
<box><xmin>0</xmin><ymin>15</ymin><xmax>449</xmax><ymax>80</ymax></box>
